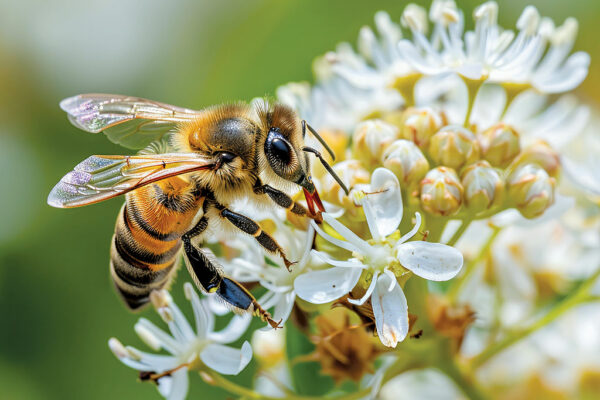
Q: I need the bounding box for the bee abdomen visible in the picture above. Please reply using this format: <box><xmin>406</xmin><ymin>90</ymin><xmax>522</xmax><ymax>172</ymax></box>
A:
<box><xmin>110</xmin><ymin>204</ymin><xmax>183</xmax><ymax>310</ymax></box>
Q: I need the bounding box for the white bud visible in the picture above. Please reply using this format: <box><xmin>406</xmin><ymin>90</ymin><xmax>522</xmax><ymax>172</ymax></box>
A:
<box><xmin>108</xmin><ymin>338</ymin><xmax>128</xmax><ymax>359</ymax></box>
<box><xmin>358</xmin><ymin>26</ymin><xmax>377</xmax><ymax>60</ymax></box>
<box><xmin>511</xmin><ymin>140</ymin><xmax>560</xmax><ymax>177</ymax></box>
<box><xmin>134</xmin><ymin>323</ymin><xmax>162</xmax><ymax>351</ymax></box>
<box><xmin>375</xmin><ymin>11</ymin><xmax>402</xmax><ymax>42</ymax></box>
<box><xmin>517</xmin><ymin>6</ymin><xmax>541</xmax><ymax>35</ymax></box>
<box><xmin>430</xmin><ymin>0</ymin><xmax>459</xmax><ymax>26</ymax></box>
<box><xmin>402</xmin><ymin>4</ymin><xmax>428</xmax><ymax>33</ymax></box>
<box><xmin>313</xmin><ymin>56</ymin><xmax>334</xmax><ymax>81</ymax></box>
<box><xmin>429</xmin><ymin>125</ymin><xmax>480</xmax><ymax>170</ymax></box>
<box><xmin>125</xmin><ymin>346</ymin><xmax>143</xmax><ymax>361</ymax></box>
<box><xmin>420</xmin><ymin>167</ymin><xmax>464</xmax><ymax>216</ymax></box>
<box><xmin>507</xmin><ymin>164</ymin><xmax>556</xmax><ymax>219</ymax></box>
<box><xmin>184</xmin><ymin>282</ymin><xmax>196</xmax><ymax>301</ymax></box>
<box><xmin>474</xmin><ymin>1</ymin><xmax>498</xmax><ymax>25</ymax></box>
<box><xmin>552</xmin><ymin>18</ymin><xmax>578</xmax><ymax>46</ymax></box>
<box><xmin>479</xmin><ymin>123</ymin><xmax>521</xmax><ymax>168</ymax></box>
<box><xmin>538</xmin><ymin>18</ymin><xmax>555</xmax><ymax>39</ymax></box>
<box><xmin>400</xmin><ymin>107</ymin><xmax>444</xmax><ymax>149</ymax></box>
<box><xmin>150</xmin><ymin>289</ymin><xmax>172</xmax><ymax>309</ymax></box>
<box><xmin>383</xmin><ymin>139</ymin><xmax>429</xmax><ymax>185</ymax></box>
<box><xmin>352</xmin><ymin>120</ymin><xmax>398</xmax><ymax>170</ymax></box>
<box><xmin>158</xmin><ymin>307</ymin><xmax>174</xmax><ymax>324</ymax></box>
<box><xmin>251</xmin><ymin>328</ymin><xmax>285</xmax><ymax>367</ymax></box>
<box><xmin>461</xmin><ymin>161</ymin><xmax>505</xmax><ymax>212</ymax></box>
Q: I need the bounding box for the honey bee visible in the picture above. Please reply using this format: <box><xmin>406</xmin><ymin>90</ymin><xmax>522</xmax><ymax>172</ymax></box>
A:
<box><xmin>48</xmin><ymin>94</ymin><xmax>348</xmax><ymax>328</ymax></box>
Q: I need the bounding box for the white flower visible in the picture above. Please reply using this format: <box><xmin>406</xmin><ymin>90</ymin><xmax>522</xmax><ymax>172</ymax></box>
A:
<box><xmin>476</xmin><ymin>303</ymin><xmax>600</xmax><ymax>391</ymax></box>
<box><xmin>397</xmin><ymin>2</ymin><xmax>588</xmax><ymax>92</ymax></box>
<box><xmin>219</xmin><ymin>221</ymin><xmax>316</xmax><ymax>326</ymax></box>
<box><xmin>108</xmin><ymin>285</ymin><xmax>252</xmax><ymax>400</ymax></box>
<box><xmin>561</xmin><ymin>117</ymin><xmax>600</xmax><ymax>197</ymax></box>
<box><xmin>277</xmin><ymin>51</ymin><xmax>401</xmax><ymax>132</ymax></box>
<box><xmin>329</xmin><ymin>11</ymin><xmax>414</xmax><ymax>90</ymax></box>
<box><xmin>379</xmin><ymin>368</ymin><xmax>462</xmax><ymax>400</ymax></box>
<box><xmin>318</xmin><ymin>1</ymin><xmax>588</xmax><ymax>112</ymax></box>
<box><xmin>294</xmin><ymin>168</ymin><xmax>463</xmax><ymax>347</ymax></box>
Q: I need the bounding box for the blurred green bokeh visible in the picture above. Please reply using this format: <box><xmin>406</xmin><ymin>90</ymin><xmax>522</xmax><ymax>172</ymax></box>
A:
<box><xmin>0</xmin><ymin>0</ymin><xmax>598</xmax><ymax>398</ymax></box>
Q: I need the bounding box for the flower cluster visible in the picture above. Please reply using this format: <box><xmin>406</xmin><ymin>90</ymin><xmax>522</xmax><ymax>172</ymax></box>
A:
<box><xmin>108</xmin><ymin>2</ymin><xmax>599</xmax><ymax>400</ymax></box>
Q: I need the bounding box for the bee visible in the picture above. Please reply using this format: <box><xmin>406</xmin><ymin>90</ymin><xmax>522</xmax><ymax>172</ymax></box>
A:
<box><xmin>48</xmin><ymin>94</ymin><xmax>349</xmax><ymax>328</ymax></box>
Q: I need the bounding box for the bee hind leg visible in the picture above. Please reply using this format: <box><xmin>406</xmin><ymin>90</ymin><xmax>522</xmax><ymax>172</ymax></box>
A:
<box><xmin>217</xmin><ymin>277</ymin><xmax>281</xmax><ymax>329</ymax></box>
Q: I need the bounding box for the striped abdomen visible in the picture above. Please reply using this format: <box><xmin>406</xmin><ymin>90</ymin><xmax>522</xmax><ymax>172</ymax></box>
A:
<box><xmin>110</xmin><ymin>177</ymin><xmax>203</xmax><ymax>309</ymax></box>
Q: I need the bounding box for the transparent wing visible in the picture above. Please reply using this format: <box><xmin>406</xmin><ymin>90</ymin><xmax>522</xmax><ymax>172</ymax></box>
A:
<box><xmin>48</xmin><ymin>153</ymin><xmax>216</xmax><ymax>208</ymax></box>
<box><xmin>60</xmin><ymin>94</ymin><xmax>203</xmax><ymax>149</ymax></box>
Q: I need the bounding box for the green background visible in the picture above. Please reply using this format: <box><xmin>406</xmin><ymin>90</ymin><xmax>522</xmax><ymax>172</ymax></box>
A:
<box><xmin>0</xmin><ymin>0</ymin><xmax>598</xmax><ymax>398</ymax></box>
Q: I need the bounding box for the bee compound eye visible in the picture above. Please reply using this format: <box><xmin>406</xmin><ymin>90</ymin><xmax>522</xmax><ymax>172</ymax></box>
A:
<box><xmin>270</xmin><ymin>138</ymin><xmax>291</xmax><ymax>165</ymax></box>
<box><xmin>218</xmin><ymin>152</ymin><xmax>236</xmax><ymax>163</ymax></box>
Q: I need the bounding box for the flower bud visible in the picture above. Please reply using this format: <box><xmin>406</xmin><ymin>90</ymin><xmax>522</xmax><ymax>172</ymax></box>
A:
<box><xmin>251</xmin><ymin>329</ymin><xmax>285</xmax><ymax>368</ymax></box>
<box><xmin>511</xmin><ymin>140</ymin><xmax>560</xmax><ymax>177</ymax></box>
<box><xmin>461</xmin><ymin>161</ymin><xmax>505</xmax><ymax>212</ymax></box>
<box><xmin>352</xmin><ymin>120</ymin><xmax>398</xmax><ymax>170</ymax></box>
<box><xmin>400</xmin><ymin>107</ymin><xmax>444</xmax><ymax>148</ymax></box>
<box><xmin>320</xmin><ymin>159</ymin><xmax>370</xmax><ymax>218</ymax></box>
<box><xmin>429</xmin><ymin>125</ymin><xmax>480</xmax><ymax>170</ymax></box>
<box><xmin>420</xmin><ymin>167</ymin><xmax>463</xmax><ymax>216</ymax></box>
<box><xmin>311</xmin><ymin>128</ymin><xmax>349</xmax><ymax>178</ymax></box>
<box><xmin>507</xmin><ymin>164</ymin><xmax>556</xmax><ymax>219</ymax></box>
<box><xmin>479</xmin><ymin>123</ymin><xmax>521</xmax><ymax>168</ymax></box>
<box><xmin>382</xmin><ymin>139</ymin><xmax>429</xmax><ymax>186</ymax></box>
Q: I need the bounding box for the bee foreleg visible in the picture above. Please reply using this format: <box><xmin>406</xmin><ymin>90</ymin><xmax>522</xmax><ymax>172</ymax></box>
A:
<box><xmin>253</xmin><ymin>181</ymin><xmax>308</xmax><ymax>217</ymax></box>
<box><xmin>218</xmin><ymin>206</ymin><xmax>295</xmax><ymax>271</ymax></box>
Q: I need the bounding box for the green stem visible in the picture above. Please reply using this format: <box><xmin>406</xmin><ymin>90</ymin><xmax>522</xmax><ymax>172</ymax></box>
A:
<box><xmin>470</xmin><ymin>268</ymin><xmax>600</xmax><ymax>369</ymax></box>
<box><xmin>203</xmin><ymin>370</ymin><xmax>371</xmax><ymax>400</ymax></box>
<box><xmin>447</xmin><ymin>227</ymin><xmax>500</xmax><ymax>303</ymax></box>
<box><xmin>446</xmin><ymin>219</ymin><xmax>472</xmax><ymax>247</ymax></box>
<box><xmin>462</xmin><ymin>78</ymin><xmax>483</xmax><ymax>127</ymax></box>
<box><xmin>500</xmin><ymin>83</ymin><xmax>528</xmax><ymax>119</ymax></box>
<box><xmin>425</xmin><ymin>215</ymin><xmax>447</xmax><ymax>244</ymax></box>
<box><xmin>438</xmin><ymin>357</ymin><xmax>488</xmax><ymax>400</ymax></box>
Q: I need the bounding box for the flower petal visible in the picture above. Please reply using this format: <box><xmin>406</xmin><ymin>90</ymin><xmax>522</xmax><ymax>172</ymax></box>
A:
<box><xmin>200</xmin><ymin>341</ymin><xmax>252</xmax><ymax>375</ymax></box>
<box><xmin>208</xmin><ymin>314</ymin><xmax>252</xmax><ymax>344</ymax></box>
<box><xmin>183</xmin><ymin>282</ymin><xmax>212</xmax><ymax>337</ymax></box>
<box><xmin>294</xmin><ymin>266</ymin><xmax>362</xmax><ymax>304</ymax></box>
<box><xmin>364</xmin><ymin>168</ymin><xmax>403</xmax><ymax>238</ymax></box>
<box><xmin>348</xmin><ymin>271</ymin><xmax>380</xmax><ymax>305</ymax></box>
<box><xmin>312</xmin><ymin>250</ymin><xmax>366</xmax><ymax>269</ymax></box>
<box><xmin>371</xmin><ymin>274</ymin><xmax>409</xmax><ymax>348</ymax></box>
<box><xmin>272</xmin><ymin>291</ymin><xmax>296</xmax><ymax>323</ymax></box>
<box><xmin>395</xmin><ymin>241</ymin><xmax>463</xmax><ymax>281</ymax></box>
<box><xmin>157</xmin><ymin>367</ymin><xmax>189</xmax><ymax>400</ymax></box>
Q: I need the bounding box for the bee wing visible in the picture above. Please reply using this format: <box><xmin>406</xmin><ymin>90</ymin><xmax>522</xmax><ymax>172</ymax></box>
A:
<box><xmin>48</xmin><ymin>153</ymin><xmax>216</xmax><ymax>208</ymax></box>
<box><xmin>60</xmin><ymin>94</ymin><xmax>202</xmax><ymax>149</ymax></box>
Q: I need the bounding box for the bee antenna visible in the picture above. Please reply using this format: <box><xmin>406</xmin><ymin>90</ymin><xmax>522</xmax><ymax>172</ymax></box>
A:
<box><xmin>302</xmin><ymin>146</ymin><xmax>350</xmax><ymax>196</ymax></box>
<box><xmin>302</xmin><ymin>120</ymin><xmax>336</xmax><ymax>161</ymax></box>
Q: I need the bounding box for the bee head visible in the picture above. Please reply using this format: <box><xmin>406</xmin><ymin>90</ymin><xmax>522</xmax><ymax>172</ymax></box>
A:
<box><xmin>262</xmin><ymin>103</ymin><xmax>313</xmax><ymax>192</ymax></box>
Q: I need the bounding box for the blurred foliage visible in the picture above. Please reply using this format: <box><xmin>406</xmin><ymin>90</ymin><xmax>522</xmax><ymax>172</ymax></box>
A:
<box><xmin>0</xmin><ymin>0</ymin><xmax>598</xmax><ymax>398</ymax></box>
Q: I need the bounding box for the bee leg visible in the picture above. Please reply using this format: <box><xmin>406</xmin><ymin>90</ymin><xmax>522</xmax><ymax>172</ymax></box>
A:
<box><xmin>217</xmin><ymin>206</ymin><xmax>295</xmax><ymax>271</ymax></box>
<box><xmin>181</xmin><ymin>217</ymin><xmax>223</xmax><ymax>293</ymax></box>
<box><xmin>253</xmin><ymin>181</ymin><xmax>308</xmax><ymax>217</ymax></box>
<box><xmin>181</xmin><ymin>232</ymin><xmax>281</xmax><ymax>328</ymax></box>
<box><xmin>217</xmin><ymin>277</ymin><xmax>281</xmax><ymax>329</ymax></box>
